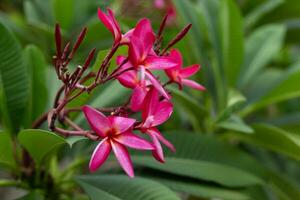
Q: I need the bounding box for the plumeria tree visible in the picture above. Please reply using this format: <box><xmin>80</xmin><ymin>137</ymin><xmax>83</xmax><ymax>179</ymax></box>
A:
<box><xmin>1</xmin><ymin>0</ymin><xmax>300</xmax><ymax>200</ymax></box>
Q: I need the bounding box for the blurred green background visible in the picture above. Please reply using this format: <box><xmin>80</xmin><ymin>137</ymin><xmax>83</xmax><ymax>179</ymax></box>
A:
<box><xmin>1</xmin><ymin>0</ymin><xmax>300</xmax><ymax>199</ymax></box>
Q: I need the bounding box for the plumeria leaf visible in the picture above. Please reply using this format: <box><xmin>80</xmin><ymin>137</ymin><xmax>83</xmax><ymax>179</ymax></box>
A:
<box><xmin>0</xmin><ymin>131</ymin><xmax>16</xmax><ymax>170</ymax></box>
<box><xmin>52</xmin><ymin>0</ymin><xmax>74</xmax><ymax>29</ymax></box>
<box><xmin>18</xmin><ymin>129</ymin><xmax>66</xmax><ymax>165</ymax></box>
<box><xmin>238</xmin><ymin>24</ymin><xmax>286</xmax><ymax>88</ymax></box>
<box><xmin>133</xmin><ymin>132</ymin><xmax>265</xmax><ymax>188</ymax></box>
<box><xmin>219</xmin><ymin>0</ymin><xmax>244</xmax><ymax>87</ymax></box>
<box><xmin>76</xmin><ymin>175</ymin><xmax>180</xmax><ymax>200</ymax></box>
<box><xmin>217</xmin><ymin>115</ymin><xmax>254</xmax><ymax>134</ymax></box>
<box><xmin>217</xmin><ymin>89</ymin><xmax>246</xmax><ymax>122</ymax></box>
<box><xmin>244</xmin><ymin>0</ymin><xmax>284</xmax><ymax>30</ymax></box>
<box><xmin>169</xmin><ymin>87</ymin><xmax>206</xmax><ymax>133</ymax></box>
<box><xmin>151</xmin><ymin>177</ymin><xmax>250</xmax><ymax>200</ymax></box>
<box><xmin>66</xmin><ymin>136</ymin><xmax>87</xmax><ymax>148</ymax></box>
<box><xmin>226</xmin><ymin>124</ymin><xmax>300</xmax><ymax>161</ymax></box>
<box><xmin>23</xmin><ymin>45</ymin><xmax>48</xmax><ymax>127</ymax></box>
<box><xmin>0</xmin><ymin>22</ymin><xmax>29</xmax><ymax>133</ymax></box>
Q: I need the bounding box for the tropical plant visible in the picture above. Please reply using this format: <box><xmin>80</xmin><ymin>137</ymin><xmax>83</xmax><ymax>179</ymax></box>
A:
<box><xmin>1</xmin><ymin>0</ymin><xmax>300</xmax><ymax>200</ymax></box>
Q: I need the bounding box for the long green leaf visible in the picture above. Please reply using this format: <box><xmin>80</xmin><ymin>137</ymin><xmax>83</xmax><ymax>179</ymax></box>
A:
<box><xmin>52</xmin><ymin>0</ymin><xmax>74</xmax><ymax>29</ymax></box>
<box><xmin>23</xmin><ymin>45</ymin><xmax>48</xmax><ymax>127</ymax></box>
<box><xmin>133</xmin><ymin>132</ymin><xmax>265</xmax><ymax>188</ymax></box>
<box><xmin>227</xmin><ymin>124</ymin><xmax>300</xmax><ymax>161</ymax></box>
<box><xmin>238</xmin><ymin>24</ymin><xmax>285</xmax><ymax>88</ymax></box>
<box><xmin>76</xmin><ymin>175</ymin><xmax>180</xmax><ymax>200</ymax></box>
<box><xmin>0</xmin><ymin>131</ymin><xmax>16</xmax><ymax>169</ymax></box>
<box><xmin>155</xmin><ymin>178</ymin><xmax>250</xmax><ymax>200</ymax></box>
<box><xmin>244</xmin><ymin>0</ymin><xmax>284</xmax><ymax>30</ymax></box>
<box><xmin>219</xmin><ymin>0</ymin><xmax>244</xmax><ymax>86</ymax></box>
<box><xmin>0</xmin><ymin>22</ymin><xmax>29</xmax><ymax>133</ymax></box>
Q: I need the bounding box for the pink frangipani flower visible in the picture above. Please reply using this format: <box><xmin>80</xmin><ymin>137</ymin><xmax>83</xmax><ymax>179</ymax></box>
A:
<box><xmin>122</xmin><ymin>19</ymin><xmax>177</xmax><ymax>99</ymax></box>
<box><xmin>82</xmin><ymin>105</ymin><xmax>154</xmax><ymax>177</ymax></box>
<box><xmin>165</xmin><ymin>49</ymin><xmax>205</xmax><ymax>91</ymax></box>
<box><xmin>139</xmin><ymin>88</ymin><xmax>175</xmax><ymax>162</ymax></box>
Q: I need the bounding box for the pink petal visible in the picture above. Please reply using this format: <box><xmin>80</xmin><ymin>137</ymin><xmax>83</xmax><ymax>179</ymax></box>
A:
<box><xmin>147</xmin><ymin>129</ymin><xmax>165</xmax><ymax>163</ymax></box>
<box><xmin>182</xmin><ymin>79</ymin><xmax>206</xmax><ymax>91</ymax></box>
<box><xmin>145</xmin><ymin>70</ymin><xmax>170</xmax><ymax>99</ymax></box>
<box><xmin>130</xmin><ymin>86</ymin><xmax>147</xmax><ymax>112</ymax></box>
<box><xmin>89</xmin><ymin>138</ymin><xmax>111</xmax><ymax>172</ymax></box>
<box><xmin>149</xmin><ymin>128</ymin><xmax>175</xmax><ymax>152</ymax></box>
<box><xmin>117</xmin><ymin>70</ymin><xmax>138</xmax><ymax>88</ymax></box>
<box><xmin>108</xmin><ymin>116</ymin><xmax>136</xmax><ymax>134</ymax></box>
<box><xmin>111</xmin><ymin>141</ymin><xmax>134</xmax><ymax>177</ymax></box>
<box><xmin>129</xmin><ymin>35</ymin><xmax>145</xmax><ymax>66</ymax></box>
<box><xmin>152</xmin><ymin>101</ymin><xmax>173</xmax><ymax>126</ymax></box>
<box><xmin>132</xmin><ymin>18</ymin><xmax>155</xmax><ymax>52</ymax></box>
<box><xmin>180</xmin><ymin>64</ymin><xmax>200</xmax><ymax>78</ymax></box>
<box><xmin>107</xmin><ymin>9</ymin><xmax>121</xmax><ymax>42</ymax></box>
<box><xmin>169</xmin><ymin>49</ymin><xmax>182</xmax><ymax>68</ymax></box>
<box><xmin>144</xmin><ymin>56</ymin><xmax>177</xmax><ymax>70</ymax></box>
<box><xmin>97</xmin><ymin>8</ymin><xmax>121</xmax><ymax>43</ymax></box>
<box><xmin>114</xmin><ymin>131</ymin><xmax>154</xmax><ymax>150</ymax></box>
<box><xmin>82</xmin><ymin>106</ymin><xmax>110</xmax><ymax>137</ymax></box>
<box><xmin>142</xmin><ymin>87</ymin><xmax>159</xmax><ymax>121</ymax></box>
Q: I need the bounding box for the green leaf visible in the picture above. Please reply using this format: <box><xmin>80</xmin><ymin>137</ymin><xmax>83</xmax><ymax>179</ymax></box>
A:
<box><xmin>244</xmin><ymin>0</ymin><xmax>284</xmax><ymax>31</ymax></box>
<box><xmin>268</xmin><ymin>171</ymin><xmax>300</xmax><ymax>200</ymax></box>
<box><xmin>66</xmin><ymin>136</ymin><xmax>87</xmax><ymax>148</ymax></box>
<box><xmin>18</xmin><ymin>129</ymin><xmax>66</xmax><ymax>165</ymax></box>
<box><xmin>243</xmin><ymin>62</ymin><xmax>300</xmax><ymax>115</ymax></box>
<box><xmin>23</xmin><ymin>45</ymin><xmax>48</xmax><ymax>127</ymax></box>
<box><xmin>0</xmin><ymin>131</ymin><xmax>16</xmax><ymax>169</ymax></box>
<box><xmin>76</xmin><ymin>175</ymin><xmax>180</xmax><ymax>200</ymax></box>
<box><xmin>238</xmin><ymin>24</ymin><xmax>285</xmax><ymax>88</ymax></box>
<box><xmin>133</xmin><ymin>132</ymin><xmax>265</xmax><ymax>188</ymax></box>
<box><xmin>0</xmin><ymin>22</ymin><xmax>29</xmax><ymax>133</ymax></box>
<box><xmin>218</xmin><ymin>115</ymin><xmax>254</xmax><ymax>134</ymax></box>
<box><xmin>155</xmin><ymin>178</ymin><xmax>250</xmax><ymax>200</ymax></box>
<box><xmin>168</xmin><ymin>87</ymin><xmax>206</xmax><ymax>133</ymax></box>
<box><xmin>134</xmin><ymin>156</ymin><xmax>262</xmax><ymax>188</ymax></box>
<box><xmin>219</xmin><ymin>0</ymin><xmax>244</xmax><ymax>86</ymax></box>
<box><xmin>227</xmin><ymin>124</ymin><xmax>300</xmax><ymax>161</ymax></box>
<box><xmin>52</xmin><ymin>0</ymin><xmax>74</xmax><ymax>29</ymax></box>
<box><xmin>217</xmin><ymin>89</ymin><xmax>246</xmax><ymax>122</ymax></box>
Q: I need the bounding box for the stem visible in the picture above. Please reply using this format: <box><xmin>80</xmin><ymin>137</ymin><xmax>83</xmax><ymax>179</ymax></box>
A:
<box><xmin>95</xmin><ymin>43</ymin><xmax>120</xmax><ymax>82</ymax></box>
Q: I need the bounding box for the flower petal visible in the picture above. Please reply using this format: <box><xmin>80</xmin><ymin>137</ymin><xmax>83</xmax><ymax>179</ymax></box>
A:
<box><xmin>108</xmin><ymin>116</ymin><xmax>136</xmax><ymax>134</ymax></box>
<box><xmin>129</xmin><ymin>35</ymin><xmax>145</xmax><ymax>66</ymax></box>
<box><xmin>145</xmin><ymin>70</ymin><xmax>170</xmax><ymax>99</ymax></box>
<box><xmin>152</xmin><ymin>100</ymin><xmax>173</xmax><ymax>126</ymax></box>
<box><xmin>182</xmin><ymin>79</ymin><xmax>206</xmax><ymax>91</ymax></box>
<box><xmin>111</xmin><ymin>141</ymin><xmax>134</xmax><ymax>177</ymax></box>
<box><xmin>132</xmin><ymin>18</ymin><xmax>155</xmax><ymax>52</ymax></box>
<box><xmin>114</xmin><ymin>131</ymin><xmax>154</xmax><ymax>150</ymax></box>
<box><xmin>169</xmin><ymin>49</ymin><xmax>182</xmax><ymax>68</ymax></box>
<box><xmin>82</xmin><ymin>105</ymin><xmax>110</xmax><ymax>137</ymax></box>
<box><xmin>117</xmin><ymin>70</ymin><xmax>138</xmax><ymax>88</ymax></box>
<box><xmin>142</xmin><ymin>87</ymin><xmax>159</xmax><ymax>121</ymax></box>
<box><xmin>89</xmin><ymin>138</ymin><xmax>111</xmax><ymax>172</ymax></box>
<box><xmin>130</xmin><ymin>86</ymin><xmax>147</xmax><ymax>112</ymax></box>
<box><xmin>150</xmin><ymin>128</ymin><xmax>175</xmax><ymax>152</ymax></box>
<box><xmin>147</xmin><ymin>129</ymin><xmax>165</xmax><ymax>163</ymax></box>
<box><xmin>98</xmin><ymin>8</ymin><xmax>121</xmax><ymax>43</ymax></box>
<box><xmin>180</xmin><ymin>64</ymin><xmax>200</xmax><ymax>78</ymax></box>
<box><xmin>144</xmin><ymin>56</ymin><xmax>177</xmax><ymax>70</ymax></box>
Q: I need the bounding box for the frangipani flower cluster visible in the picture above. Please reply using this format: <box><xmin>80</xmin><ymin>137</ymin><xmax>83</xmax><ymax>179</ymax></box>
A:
<box><xmin>81</xmin><ymin>8</ymin><xmax>205</xmax><ymax>177</ymax></box>
<box><xmin>49</xmin><ymin>8</ymin><xmax>204</xmax><ymax>178</ymax></box>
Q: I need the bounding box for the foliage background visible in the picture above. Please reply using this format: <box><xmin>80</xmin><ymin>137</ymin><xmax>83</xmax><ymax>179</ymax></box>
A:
<box><xmin>1</xmin><ymin>0</ymin><xmax>300</xmax><ymax>199</ymax></box>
